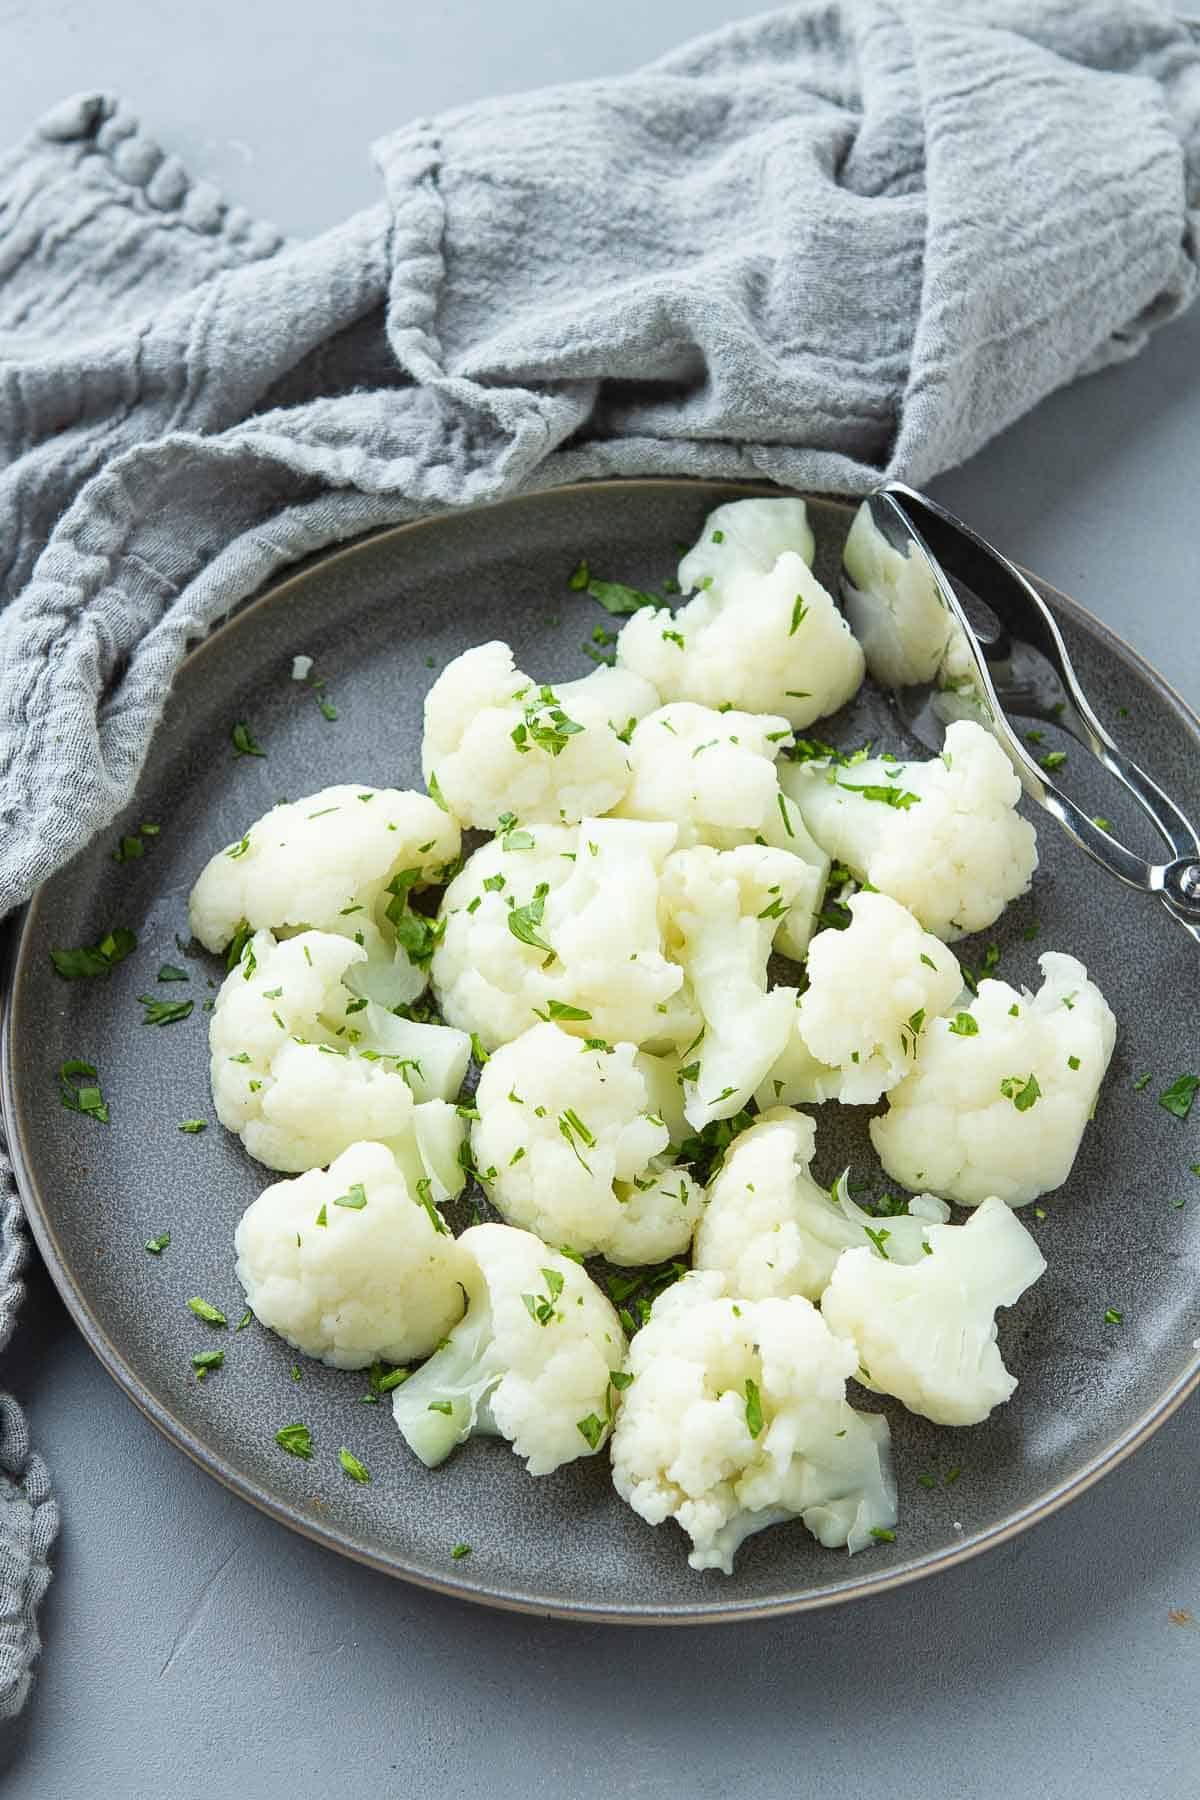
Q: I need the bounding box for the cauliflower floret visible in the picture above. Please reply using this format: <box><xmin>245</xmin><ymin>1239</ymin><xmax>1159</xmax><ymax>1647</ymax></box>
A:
<box><xmin>432</xmin><ymin>818</ymin><xmax>692</xmax><ymax>1053</ymax></box>
<box><xmin>617</xmin><ymin>552</ymin><xmax>865</xmax><ymax>731</ymax></box>
<box><xmin>391</xmin><ymin>1224</ymin><xmax>627</xmax><ymax>1475</ymax></box>
<box><xmin>692</xmin><ymin>1111</ymin><xmax>948</xmax><ymax>1300</ymax></box>
<box><xmin>780</xmin><ymin>719</ymin><xmax>1037</xmax><ymax>940</ymax></box>
<box><xmin>420</xmin><ymin>641</ymin><xmax>658</xmax><ymax>831</ymax></box>
<box><xmin>821</xmin><ymin>1196</ymin><xmax>1046</xmax><ymax>1425</ymax></box>
<box><xmin>234</xmin><ymin>1141</ymin><xmax>471</xmax><ymax>1369</ymax></box>
<box><xmin>677</xmin><ymin>496</ymin><xmax>816</xmax><ymax>597</ymax></box>
<box><xmin>659</xmin><ymin>845</ymin><xmax>809</xmax><ymax>1129</ymax></box>
<box><xmin>794</xmin><ymin>892</ymin><xmax>962</xmax><ymax>1104</ymax></box>
<box><xmin>188</xmin><ymin>784</ymin><xmax>460</xmax><ymax>1006</ymax></box>
<box><xmin>210</xmin><ymin>927</ymin><xmax>470</xmax><ymax>1174</ymax></box>
<box><xmin>871</xmin><ymin>952</ymin><xmax>1116</xmax><ymax>1207</ymax></box>
<box><xmin>613</xmin><ymin>701</ymin><xmax>829</xmax><ymax>960</ymax></box>
<box><xmin>473</xmin><ymin>1024</ymin><xmax>703</xmax><ymax>1265</ymax></box>
<box><xmin>610</xmin><ymin>1271</ymin><xmax>896</xmax><ymax>1573</ymax></box>
<box><xmin>840</xmin><ymin>501</ymin><xmax>954</xmax><ymax>689</ymax></box>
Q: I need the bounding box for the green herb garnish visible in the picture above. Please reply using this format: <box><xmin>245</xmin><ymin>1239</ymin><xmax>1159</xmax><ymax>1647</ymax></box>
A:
<box><xmin>275</xmin><ymin>1423</ymin><xmax>313</xmax><ymax>1459</ymax></box>
<box><xmin>50</xmin><ymin>926</ymin><xmax>137</xmax><ymax>980</ymax></box>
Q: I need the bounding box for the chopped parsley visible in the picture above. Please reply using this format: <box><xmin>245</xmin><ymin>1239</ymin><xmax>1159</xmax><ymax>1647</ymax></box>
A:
<box><xmin>1067</xmin><ymin>1055</ymin><xmax>1081</xmax><ymax>1071</ymax></box>
<box><xmin>508</xmin><ymin>884</ymin><xmax>554</xmax><ymax>956</ymax></box>
<box><xmin>1039</xmin><ymin>750</ymin><xmax>1067</xmax><ymax>772</ymax></box>
<box><xmin>948</xmin><ymin>1012</ymin><xmax>979</xmax><ymax>1037</ymax></box>
<box><xmin>862</xmin><ymin>1225</ymin><xmax>891</xmax><ymax>1260</ymax></box>
<box><xmin>275</xmin><ymin>1423</ymin><xmax>313</xmax><ymax>1459</ymax></box>
<box><xmin>451</xmin><ymin>1542</ymin><xmax>472</xmax><ymax>1560</ymax></box>
<box><xmin>583</xmin><ymin>579</ymin><xmax>659</xmax><ymax>615</ymax></box>
<box><xmin>333</xmin><ymin>1183</ymin><xmax>368</xmax><ymax>1210</ymax></box>
<box><xmin>837</xmin><ymin>781</ymin><xmax>920</xmax><ymax>810</ymax></box>
<box><xmin>178</xmin><ymin>1119</ymin><xmax>207</xmax><ymax>1134</ymax></box>
<box><xmin>157</xmin><ymin>963</ymin><xmax>189</xmax><ymax>983</ymax></box>
<box><xmin>50</xmin><ymin>926</ymin><xmax>137</xmax><ymax>980</ymax></box>
<box><xmin>575</xmin><ymin>1413</ymin><xmax>605</xmax><ymax>1450</ymax></box>
<box><xmin>59</xmin><ymin>1059</ymin><xmax>109</xmax><ymax>1123</ymax></box>
<box><xmin>144</xmin><ymin>1233</ymin><xmax>170</xmax><ymax>1255</ymax></box>
<box><xmin>567</xmin><ymin>558</ymin><xmax>590</xmax><ymax>590</ymax></box>
<box><xmin>427</xmin><ymin>1401</ymin><xmax>454</xmax><ymax>1416</ymax></box>
<box><xmin>532</xmin><ymin>1000</ymin><xmax>592</xmax><ymax>1022</ymax></box>
<box><xmin>869</xmin><ymin>1528</ymin><xmax>896</xmax><ymax>1543</ymax></box>
<box><xmin>231</xmin><ymin>721</ymin><xmax>267</xmax><ymax>759</ymax></box>
<box><xmin>743</xmin><ymin>1378</ymin><xmax>764</xmax><ymax>1439</ymax></box>
<box><xmin>427</xmin><ymin>771</ymin><xmax>449</xmax><ymax>813</ymax></box>
<box><xmin>187</xmin><ymin>1297</ymin><xmax>227</xmax><ymax>1326</ymax></box>
<box><xmin>1103</xmin><ymin>1307</ymin><xmax>1124</xmax><ymax>1325</ymax></box>
<box><xmin>522</xmin><ymin>1267</ymin><xmax>565</xmax><ymax>1328</ymax></box>
<box><xmin>1159</xmin><ymin>1074</ymin><xmax>1200</xmax><ymax>1121</ymax></box>
<box><xmin>1000</xmin><ymin>1072</ymin><xmax>1041</xmax><ymax>1111</ymax></box>
<box><xmin>339</xmin><ymin>1447</ymin><xmax>370</xmax><ymax>1484</ymax></box>
<box><xmin>192</xmin><ymin>1350</ymin><xmax>224</xmax><ymax>1378</ymax></box>
<box><xmin>1133</xmin><ymin>1072</ymin><xmax>1152</xmax><ymax>1092</ymax></box>
<box><xmin>512</xmin><ymin>685</ymin><xmax>585</xmax><ymax>758</ymax></box>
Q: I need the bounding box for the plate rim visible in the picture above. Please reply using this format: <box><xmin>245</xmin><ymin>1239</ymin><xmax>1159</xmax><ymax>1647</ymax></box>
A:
<box><xmin>6</xmin><ymin>476</ymin><xmax>1199</xmax><ymax>1625</ymax></box>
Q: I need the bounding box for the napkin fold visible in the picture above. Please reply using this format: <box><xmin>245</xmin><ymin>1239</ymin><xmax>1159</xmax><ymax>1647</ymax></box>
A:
<box><xmin>1</xmin><ymin>0</ymin><xmax>1198</xmax><ymax>1715</ymax></box>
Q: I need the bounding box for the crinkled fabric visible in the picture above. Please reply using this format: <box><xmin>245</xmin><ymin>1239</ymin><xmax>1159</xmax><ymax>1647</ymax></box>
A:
<box><xmin>1</xmin><ymin>0</ymin><xmax>1198</xmax><ymax>1714</ymax></box>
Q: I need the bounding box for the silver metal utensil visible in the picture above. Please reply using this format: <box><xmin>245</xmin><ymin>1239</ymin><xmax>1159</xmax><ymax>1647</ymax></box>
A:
<box><xmin>842</xmin><ymin>481</ymin><xmax>1200</xmax><ymax>946</ymax></box>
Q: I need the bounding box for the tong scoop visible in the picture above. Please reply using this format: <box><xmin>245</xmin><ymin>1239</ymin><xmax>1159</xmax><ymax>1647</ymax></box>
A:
<box><xmin>840</xmin><ymin>482</ymin><xmax>1200</xmax><ymax>947</ymax></box>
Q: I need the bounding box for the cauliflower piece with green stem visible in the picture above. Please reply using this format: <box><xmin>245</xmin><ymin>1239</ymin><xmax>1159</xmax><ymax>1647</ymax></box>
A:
<box><xmin>391</xmin><ymin>1224</ymin><xmax>627</xmax><ymax>1475</ymax></box>
<box><xmin>609</xmin><ymin>1270</ymin><xmax>896</xmax><ymax>1573</ymax></box>
<box><xmin>659</xmin><ymin>844</ymin><xmax>809</xmax><ymax>1129</ymax></box>
<box><xmin>472</xmin><ymin>1023</ymin><xmax>704</xmax><ymax>1265</ymax></box>
<box><xmin>210</xmin><ymin>927</ymin><xmax>470</xmax><ymax>1175</ymax></box>
<box><xmin>234</xmin><ymin>1141</ymin><xmax>472</xmax><ymax>1369</ymax></box>
<box><xmin>821</xmin><ymin>1196</ymin><xmax>1046</xmax><ymax>1426</ymax></box>
<box><xmin>692</xmin><ymin>1110</ymin><xmax>949</xmax><ymax>1300</ymax></box>
<box><xmin>779</xmin><ymin>719</ymin><xmax>1037</xmax><ymax>941</ymax></box>
<box><xmin>870</xmin><ymin>952</ymin><xmax>1116</xmax><ymax>1207</ymax></box>
<box><xmin>188</xmin><ymin>783</ymin><xmax>460</xmax><ymax>1007</ymax></box>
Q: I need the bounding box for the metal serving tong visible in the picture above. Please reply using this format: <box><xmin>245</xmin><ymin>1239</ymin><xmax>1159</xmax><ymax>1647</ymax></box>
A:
<box><xmin>843</xmin><ymin>481</ymin><xmax>1200</xmax><ymax>948</ymax></box>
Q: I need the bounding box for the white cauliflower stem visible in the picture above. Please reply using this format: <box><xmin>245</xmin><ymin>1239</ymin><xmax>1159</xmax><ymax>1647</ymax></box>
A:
<box><xmin>618</xmin><ymin>545</ymin><xmax>865</xmax><ymax>730</ymax></box>
<box><xmin>210</xmin><ymin>927</ymin><xmax>469</xmax><ymax>1174</ymax></box>
<box><xmin>794</xmin><ymin>892</ymin><xmax>962</xmax><ymax>1104</ymax></box>
<box><xmin>781</xmin><ymin>719</ymin><xmax>1037</xmax><ymax>940</ymax></box>
<box><xmin>234</xmin><ymin>1141</ymin><xmax>471</xmax><ymax>1369</ymax></box>
<box><xmin>432</xmin><ymin>818</ymin><xmax>691</xmax><ymax>1052</ymax></box>
<box><xmin>188</xmin><ymin>784</ymin><xmax>460</xmax><ymax>1006</ymax></box>
<box><xmin>391</xmin><ymin>1224</ymin><xmax>627</xmax><ymax>1475</ymax></box>
<box><xmin>871</xmin><ymin>952</ymin><xmax>1116</xmax><ymax>1206</ymax></box>
<box><xmin>821</xmin><ymin>1196</ymin><xmax>1046</xmax><ymax>1425</ymax></box>
<box><xmin>659</xmin><ymin>845</ymin><xmax>807</xmax><ymax>1128</ymax></box>
<box><xmin>473</xmin><ymin>1024</ymin><xmax>703</xmax><ymax>1265</ymax></box>
<box><xmin>692</xmin><ymin>1110</ymin><xmax>948</xmax><ymax>1301</ymax></box>
<box><xmin>610</xmin><ymin>1271</ymin><xmax>896</xmax><ymax>1573</ymax></box>
<box><xmin>421</xmin><ymin>641</ymin><xmax>658</xmax><ymax>830</ymax></box>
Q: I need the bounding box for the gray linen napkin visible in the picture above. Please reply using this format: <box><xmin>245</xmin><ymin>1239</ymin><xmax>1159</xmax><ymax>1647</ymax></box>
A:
<box><xmin>1</xmin><ymin>0</ymin><xmax>1198</xmax><ymax>1715</ymax></box>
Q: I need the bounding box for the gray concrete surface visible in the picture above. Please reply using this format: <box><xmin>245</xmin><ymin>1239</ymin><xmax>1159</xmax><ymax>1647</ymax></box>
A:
<box><xmin>2</xmin><ymin>4</ymin><xmax>1199</xmax><ymax>1795</ymax></box>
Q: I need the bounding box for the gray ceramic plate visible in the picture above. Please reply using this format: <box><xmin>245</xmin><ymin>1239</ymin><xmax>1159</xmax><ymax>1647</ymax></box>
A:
<box><xmin>4</xmin><ymin>480</ymin><xmax>1200</xmax><ymax>1623</ymax></box>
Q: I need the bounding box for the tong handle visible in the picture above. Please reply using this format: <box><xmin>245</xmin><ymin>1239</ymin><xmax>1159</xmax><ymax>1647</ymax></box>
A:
<box><xmin>878</xmin><ymin>483</ymin><xmax>1200</xmax><ymax>914</ymax></box>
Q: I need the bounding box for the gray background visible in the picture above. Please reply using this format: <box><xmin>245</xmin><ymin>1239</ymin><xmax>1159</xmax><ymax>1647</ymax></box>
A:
<box><xmin>2</xmin><ymin>2</ymin><xmax>1198</xmax><ymax>1794</ymax></box>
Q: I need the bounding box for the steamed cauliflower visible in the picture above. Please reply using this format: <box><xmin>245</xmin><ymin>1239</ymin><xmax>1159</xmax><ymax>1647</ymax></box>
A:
<box><xmin>793</xmin><ymin>892</ymin><xmax>962</xmax><ymax>1104</ymax></box>
<box><xmin>613</xmin><ymin>700</ymin><xmax>829</xmax><ymax>959</ymax></box>
<box><xmin>871</xmin><ymin>952</ymin><xmax>1116</xmax><ymax>1207</ymax></box>
<box><xmin>473</xmin><ymin>1024</ymin><xmax>703</xmax><ymax>1264</ymax></box>
<box><xmin>421</xmin><ymin>642</ymin><xmax>658</xmax><ymax>830</ymax></box>
<box><xmin>821</xmin><ymin>1196</ymin><xmax>1046</xmax><ymax>1426</ymax></box>
<box><xmin>692</xmin><ymin>1111</ymin><xmax>949</xmax><ymax>1300</ymax></box>
<box><xmin>676</xmin><ymin>495</ymin><xmax>815</xmax><ymax>596</ymax></box>
<box><xmin>659</xmin><ymin>845</ymin><xmax>807</xmax><ymax>1129</ymax></box>
<box><xmin>780</xmin><ymin>719</ymin><xmax>1037</xmax><ymax>940</ymax></box>
<box><xmin>391</xmin><ymin>1224</ymin><xmax>627</xmax><ymax>1475</ymax></box>
<box><xmin>188</xmin><ymin>784</ymin><xmax>460</xmax><ymax>1006</ymax></box>
<box><xmin>210</xmin><ymin>927</ymin><xmax>469</xmax><ymax>1175</ymax></box>
<box><xmin>234</xmin><ymin>1141</ymin><xmax>471</xmax><ymax>1368</ymax></box>
<box><xmin>618</xmin><ymin>551</ymin><xmax>865</xmax><ymax>731</ymax></box>
<box><xmin>610</xmin><ymin>1270</ymin><xmax>896</xmax><ymax>1573</ymax></box>
<box><xmin>432</xmin><ymin>818</ymin><xmax>692</xmax><ymax>1053</ymax></box>
<box><xmin>840</xmin><ymin>500</ymin><xmax>954</xmax><ymax>689</ymax></box>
